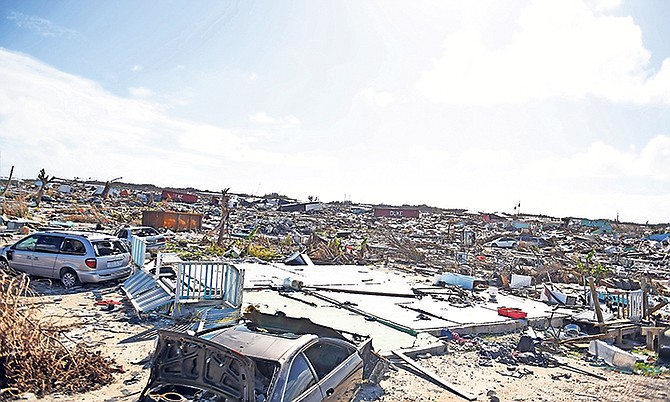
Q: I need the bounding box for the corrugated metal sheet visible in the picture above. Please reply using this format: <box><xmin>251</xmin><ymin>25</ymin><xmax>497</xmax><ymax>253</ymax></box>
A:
<box><xmin>197</xmin><ymin>306</ymin><xmax>242</xmax><ymax>331</ymax></box>
<box><xmin>130</xmin><ymin>235</ymin><xmax>146</xmax><ymax>267</ymax></box>
<box><xmin>121</xmin><ymin>269</ymin><xmax>173</xmax><ymax>313</ymax></box>
<box><xmin>130</xmin><ymin>285</ymin><xmax>173</xmax><ymax>313</ymax></box>
<box><xmin>121</xmin><ymin>268</ymin><xmax>154</xmax><ymax>294</ymax></box>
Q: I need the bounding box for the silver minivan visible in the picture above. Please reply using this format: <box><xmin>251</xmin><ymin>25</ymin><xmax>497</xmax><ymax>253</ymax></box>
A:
<box><xmin>0</xmin><ymin>231</ymin><xmax>133</xmax><ymax>288</ymax></box>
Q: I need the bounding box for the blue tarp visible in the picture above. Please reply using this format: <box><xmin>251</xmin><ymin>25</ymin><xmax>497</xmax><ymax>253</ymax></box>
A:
<box><xmin>648</xmin><ymin>233</ymin><xmax>670</xmax><ymax>242</ymax></box>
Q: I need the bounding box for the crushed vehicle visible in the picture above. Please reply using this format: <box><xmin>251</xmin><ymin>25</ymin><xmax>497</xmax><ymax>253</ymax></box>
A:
<box><xmin>0</xmin><ymin>230</ymin><xmax>132</xmax><ymax>287</ymax></box>
<box><xmin>139</xmin><ymin>308</ymin><xmax>386</xmax><ymax>402</ymax></box>
<box><xmin>115</xmin><ymin>225</ymin><xmax>167</xmax><ymax>253</ymax></box>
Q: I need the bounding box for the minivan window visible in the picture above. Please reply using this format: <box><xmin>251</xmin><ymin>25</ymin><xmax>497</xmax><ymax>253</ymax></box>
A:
<box><xmin>61</xmin><ymin>238</ymin><xmax>87</xmax><ymax>255</ymax></box>
<box><xmin>35</xmin><ymin>235</ymin><xmax>64</xmax><ymax>254</ymax></box>
<box><xmin>93</xmin><ymin>240</ymin><xmax>127</xmax><ymax>256</ymax></box>
<box><xmin>14</xmin><ymin>235</ymin><xmax>38</xmax><ymax>251</ymax></box>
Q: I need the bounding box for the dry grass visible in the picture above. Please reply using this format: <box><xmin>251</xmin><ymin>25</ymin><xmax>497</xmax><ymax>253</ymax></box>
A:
<box><xmin>1</xmin><ymin>194</ymin><xmax>30</xmax><ymax>218</ymax></box>
<box><xmin>0</xmin><ymin>268</ymin><xmax>118</xmax><ymax>399</ymax></box>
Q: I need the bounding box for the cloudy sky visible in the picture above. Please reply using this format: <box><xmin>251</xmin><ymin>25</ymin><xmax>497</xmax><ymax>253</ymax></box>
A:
<box><xmin>1</xmin><ymin>0</ymin><xmax>669</xmax><ymax>223</ymax></box>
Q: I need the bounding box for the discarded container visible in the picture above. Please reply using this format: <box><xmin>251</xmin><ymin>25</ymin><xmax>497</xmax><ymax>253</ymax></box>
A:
<box><xmin>142</xmin><ymin>210</ymin><xmax>202</xmax><ymax>231</ymax></box>
<box><xmin>588</xmin><ymin>340</ymin><xmax>636</xmax><ymax>372</ymax></box>
<box><xmin>488</xmin><ymin>286</ymin><xmax>499</xmax><ymax>302</ymax></box>
<box><xmin>497</xmin><ymin>307</ymin><xmax>527</xmax><ymax>319</ymax></box>
<box><xmin>161</xmin><ymin>190</ymin><xmax>198</xmax><ymax>203</ymax></box>
<box><xmin>510</xmin><ymin>274</ymin><xmax>532</xmax><ymax>289</ymax></box>
<box><xmin>278</xmin><ymin>202</ymin><xmax>323</xmax><ymax>213</ymax></box>
<box><xmin>283</xmin><ymin>277</ymin><xmax>304</xmax><ymax>291</ymax></box>
<box><xmin>373</xmin><ymin>207</ymin><xmax>420</xmax><ymax>218</ymax></box>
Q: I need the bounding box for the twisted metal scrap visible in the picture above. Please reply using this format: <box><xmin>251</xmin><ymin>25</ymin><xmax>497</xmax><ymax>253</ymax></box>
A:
<box><xmin>0</xmin><ymin>271</ymin><xmax>117</xmax><ymax>399</ymax></box>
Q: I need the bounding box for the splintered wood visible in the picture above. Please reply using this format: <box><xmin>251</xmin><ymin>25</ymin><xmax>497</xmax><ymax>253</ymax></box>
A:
<box><xmin>0</xmin><ymin>270</ymin><xmax>117</xmax><ymax>398</ymax></box>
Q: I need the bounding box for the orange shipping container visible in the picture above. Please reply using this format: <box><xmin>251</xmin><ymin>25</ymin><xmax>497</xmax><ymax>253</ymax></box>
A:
<box><xmin>142</xmin><ymin>211</ymin><xmax>202</xmax><ymax>232</ymax></box>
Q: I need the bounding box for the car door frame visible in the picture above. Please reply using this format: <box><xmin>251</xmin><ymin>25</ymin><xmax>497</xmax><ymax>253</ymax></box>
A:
<box><xmin>287</xmin><ymin>338</ymin><xmax>363</xmax><ymax>402</ymax></box>
<box><xmin>31</xmin><ymin>234</ymin><xmax>64</xmax><ymax>279</ymax></box>
<box><xmin>7</xmin><ymin>234</ymin><xmax>40</xmax><ymax>274</ymax></box>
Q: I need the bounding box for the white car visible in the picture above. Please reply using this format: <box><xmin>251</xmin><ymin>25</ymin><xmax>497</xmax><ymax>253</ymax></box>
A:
<box><xmin>490</xmin><ymin>237</ymin><xmax>517</xmax><ymax>248</ymax></box>
<box><xmin>114</xmin><ymin>226</ymin><xmax>166</xmax><ymax>253</ymax></box>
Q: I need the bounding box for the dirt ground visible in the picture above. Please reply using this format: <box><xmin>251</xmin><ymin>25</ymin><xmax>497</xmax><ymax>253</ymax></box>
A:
<box><xmin>373</xmin><ymin>348</ymin><xmax>670</xmax><ymax>402</ymax></box>
<box><xmin>16</xmin><ymin>280</ymin><xmax>670</xmax><ymax>402</ymax></box>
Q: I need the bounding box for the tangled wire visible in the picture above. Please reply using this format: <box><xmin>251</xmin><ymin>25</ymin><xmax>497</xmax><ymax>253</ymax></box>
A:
<box><xmin>0</xmin><ymin>268</ymin><xmax>117</xmax><ymax>399</ymax></box>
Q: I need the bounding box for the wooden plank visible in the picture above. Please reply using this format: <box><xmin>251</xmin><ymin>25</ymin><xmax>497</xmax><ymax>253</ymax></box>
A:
<box><xmin>391</xmin><ymin>350</ymin><xmax>476</xmax><ymax>401</ymax></box>
<box><xmin>650</xmin><ymin>300</ymin><xmax>668</xmax><ymax>315</ymax></box>
<box><xmin>562</xmin><ymin>326</ymin><xmax>639</xmax><ymax>345</ymax></box>
<box><xmin>588</xmin><ymin>277</ymin><xmax>604</xmax><ymax>329</ymax></box>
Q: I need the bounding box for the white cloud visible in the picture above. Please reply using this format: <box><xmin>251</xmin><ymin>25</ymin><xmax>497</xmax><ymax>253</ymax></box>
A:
<box><xmin>0</xmin><ymin>49</ymin><xmax>314</xmax><ymax>190</ymax></box>
<box><xmin>248</xmin><ymin>72</ymin><xmax>258</xmax><ymax>82</ymax></box>
<box><xmin>280</xmin><ymin>115</ymin><xmax>300</xmax><ymax>129</ymax></box>
<box><xmin>250</xmin><ymin>112</ymin><xmax>275</xmax><ymax>124</ymax></box>
<box><xmin>6</xmin><ymin>12</ymin><xmax>76</xmax><ymax>38</ymax></box>
<box><xmin>128</xmin><ymin>86</ymin><xmax>154</xmax><ymax>97</ymax></box>
<box><xmin>415</xmin><ymin>0</ymin><xmax>670</xmax><ymax>105</ymax></box>
<box><xmin>131</xmin><ymin>64</ymin><xmax>143</xmax><ymax>72</ymax></box>
<box><xmin>593</xmin><ymin>0</ymin><xmax>623</xmax><ymax>12</ymax></box>
<box><xmin>359</xmin><ymin>87</ymin><xmax>397</xmax><ymax>108</ymax></box>
<box><xmin>249</xmin><ymin>112</ymin><xmax>300</xmax><ymax>128</ymax></box>
<box><xmin>530</xmin><ymin>135</ymin><xmax>670</xmax><ymax>180</ymax></box>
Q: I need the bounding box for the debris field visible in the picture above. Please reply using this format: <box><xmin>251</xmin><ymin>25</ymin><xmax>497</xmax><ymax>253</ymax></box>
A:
<box><xmin>1</xmin><ymin>177</ymin><xmax>670</xmax><ymax>401</ymax></box>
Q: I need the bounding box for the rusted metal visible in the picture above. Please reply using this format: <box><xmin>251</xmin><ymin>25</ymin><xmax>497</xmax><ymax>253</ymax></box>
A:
<box><xmin>160</xmin><ymin>190</ymin><xmax>198</xmax><ymax>204</ymax></box>
<box><xmin>142</xmin><ymin>210</ymin><xmax>202</xmax><ymax>231</ymax></box>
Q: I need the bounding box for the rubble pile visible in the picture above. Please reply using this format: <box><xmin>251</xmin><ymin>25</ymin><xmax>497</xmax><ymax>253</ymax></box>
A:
<box><xmin>3</xmin><ymin>178</ymin><xmax>670</xmax><ymax>288</ymax></box>
<box><xmin>0</xmin><ymin>266</ymin><xmax>117</xmax><ymax>398</ymax></box>
<box><xmin>1</xmin><ymin>177</ymin><xmax>670</xmax><ymax>400</ymax></box>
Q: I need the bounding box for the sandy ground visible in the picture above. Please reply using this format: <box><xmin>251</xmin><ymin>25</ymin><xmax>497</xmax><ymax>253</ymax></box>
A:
<box><xmin>373</xmin><ymin>348</ymin><xmax>670</xmax><ymax>402</ymax></box>
<box><xmin>17</xmin><ymin>280</ymin><xmax>670</xmax><ymax>402</ymax></box>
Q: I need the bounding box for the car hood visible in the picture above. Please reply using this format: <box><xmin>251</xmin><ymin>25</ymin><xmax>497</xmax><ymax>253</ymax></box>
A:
<box><xmin>140</xmin><ymin>330</ymin><xmax>256</xmax><ymax>401</ymax></box>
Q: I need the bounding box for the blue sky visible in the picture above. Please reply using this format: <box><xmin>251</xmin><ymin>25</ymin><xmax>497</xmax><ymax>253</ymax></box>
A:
<box><xmin>1</xmin><ymin>0</ymin><xmax>670</xmax><ymax>223</ymax></box>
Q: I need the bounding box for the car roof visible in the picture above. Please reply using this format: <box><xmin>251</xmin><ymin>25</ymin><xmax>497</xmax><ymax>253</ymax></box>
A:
<box><xmin>203</xmin><ymin>325</ymin><xmax>318</xmax><ymax>362</ymax></box>
<box><xmin>32</xmin><ymin>230</ymin><xmax>117</xmax><ymax>240</ymax></box>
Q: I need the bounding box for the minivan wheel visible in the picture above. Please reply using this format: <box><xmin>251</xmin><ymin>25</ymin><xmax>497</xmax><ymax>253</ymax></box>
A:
<box><xmin>0</xmin><ymin>259</ymin><xmax>8</xmax><ymax>270</ymax></box>
<box><xmin>60</xmin><ymin>269</ymin><xmax>79</xmax><ymax>288</ymax></box>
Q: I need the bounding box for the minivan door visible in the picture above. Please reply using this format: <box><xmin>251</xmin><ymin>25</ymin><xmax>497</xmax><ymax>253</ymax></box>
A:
<box><xmin>8</xmin><ymin>234</ymin><xmax>39</xmax><ymax>274</ymax></box>
<box><xmin>32</xmin><ymin>235</ymin><xmax>64</xmax><ymax>279</ymax></box>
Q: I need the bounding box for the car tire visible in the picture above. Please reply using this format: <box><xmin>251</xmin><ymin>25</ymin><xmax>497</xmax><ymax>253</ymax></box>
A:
<box><xmin>0</xmin><ymin>259</ymin><xmax>8</xmax><ymax>270</ymax></box>
<box><xmin>60</xmin><ymin>269</ymin><xmax>79</xmax><ymax>288</ymax></box>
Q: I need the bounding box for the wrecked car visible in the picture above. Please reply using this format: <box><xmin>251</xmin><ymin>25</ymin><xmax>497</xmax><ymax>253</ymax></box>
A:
<box><xmin>115</xmin><ymin>225</ymin><xmax>167</xmax><ymax>253</ymax></box>
<box><xmin>0</xmin><ymin>231</ymin><xmax>132</xmax><ymax>287</ymax></box>
<box><xmin>139</xmin><ymin>309</ymin><xmax>385</xmax><ymax>402</ymax></box>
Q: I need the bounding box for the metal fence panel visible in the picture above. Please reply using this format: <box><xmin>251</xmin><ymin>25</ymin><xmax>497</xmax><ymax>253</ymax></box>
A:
<box><xmin>176</xmin><ymin>262</ymin><xmax>243</xmax><ymax>307</ymax></box>
<box><xmin>628</xmin><ymin>290</ymin><xmax>644</xmax><ymax>321</ymax></box>
<box><xmin>130</xmin><ymin>235</ymin><xmax>147</xmax><ymax>268</ymax></box>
